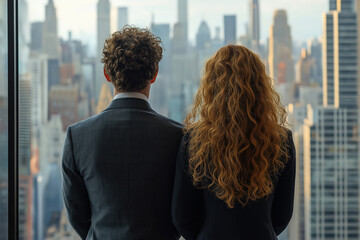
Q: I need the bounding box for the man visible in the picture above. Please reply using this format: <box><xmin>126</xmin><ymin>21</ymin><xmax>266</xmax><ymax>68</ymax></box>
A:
<box><xmin>62</xmin><ymin>27</ymin><xmax>183</xmax><ymax>240</ymax></box>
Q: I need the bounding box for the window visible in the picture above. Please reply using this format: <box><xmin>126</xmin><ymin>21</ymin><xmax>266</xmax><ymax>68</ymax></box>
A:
<box><xmin>6</xmin><ymin>0</ymin><xmax>360</xmax><ymax>239</ymax></box>
<box><xmin>0</xmin><ymin>0</ymin><xmax>8</xmax><ymax>239</ymax></box>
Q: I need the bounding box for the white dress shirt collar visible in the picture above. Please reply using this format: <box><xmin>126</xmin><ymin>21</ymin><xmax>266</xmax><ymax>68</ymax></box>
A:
<box><xmin>113</xmin><ymin>92</ymin><xmax>148</xmax><ymax>102</ymax></box>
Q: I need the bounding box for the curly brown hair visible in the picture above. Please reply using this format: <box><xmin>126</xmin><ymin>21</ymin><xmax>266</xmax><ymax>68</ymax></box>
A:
<box><xmin>184</xmin><ymin>45</ymin><xmax>289</xmax><ymax>208</ymax></box>
<box><xmin>101</xmin><ymin>26</ymin><xmax>163</xmax><ymax>91</ymax></box>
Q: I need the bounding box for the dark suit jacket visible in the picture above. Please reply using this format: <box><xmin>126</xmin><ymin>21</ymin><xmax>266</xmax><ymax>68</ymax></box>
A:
<box><xmin>172</xmin><ymin>131</ymin><xmax>296</xmax><ymax>240</ymax></box>
<box><xmin>62</xmin><ymin>98</ymin><xmax>183</xmax><ymax>240</ymax></box>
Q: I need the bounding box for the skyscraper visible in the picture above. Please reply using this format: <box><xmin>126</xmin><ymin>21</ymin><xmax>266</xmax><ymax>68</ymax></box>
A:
<box><xmin>268</xmin><ymin>10</ymin><xmax>294</xmax><ymax>85</ymax></box>
<box><xmin>117</xmin><ymin>7</ymin><xmax>128</xmax><ymax>30</ymax></box>
<box><xmin>29</xmin><ymin>53</ymin><xmax>48</xmax><ymax>142</ymax></box>
<box><xmin>303</xmin><ymin>1</ymin><xmax>359</xmax><ymax>239</ymax></box>
<box><xmin>151</xmin><ymin>22</ymin><xmax>171</xmax><ymax>75</ymax></box>
<box><xmin>19</xmin><ymin>75</ymin><xmax>33</xmax><ymax>240</ymax></box>
<box><xmin>224</xmin><ymin>15</ymin><xmax>236</xmax><ymax>45</ymax></box>
<box><xmin>322</xmin><ymin>0</ymin><xmax>357</xmax><ymax>109</ymax></box>
<box><xmin>18</xmin><ymin>0</ymin><xmax>29</xmax><ymax>74</ymax></box>
<box><xmin>30</xmin><ymin>22</ymin><xmax>43</xmax><ymax>52</ymax></box>
<box><xmin>150</xmin><ymin>23</ymin><xmax>171</xmax><ymax>114</ymax></box>
<box><xmin>307</xmin><ymin>38</ymin><xmax>322</xmax><ymax>86</ymax></box>
<box><xmin>95</xmin><ymin>0</ymin><xmax>110</xmax><ymax>102</ymax></box>
<box><xmin>196</xmin><ymin>20</ymin><xmax>211</xmax><ymax>50</ymax></box>
<box><xmin>177</xmin><ymin>0</ymin><xmax>188</xmax><ymax>45</ymax></box>
<box><xmin>330</xmin><ymin>0</ymin><xmax>337</xmax><ymax>10</ymax></box>
<box><xmin>172</xmin><ymin>23</ymin><xmax>187</xmax><ymax>54</ymax></box>
<box><xmin>249</xmin><ymin>0</ymin><xmax>260</xmax><ymax>50</ymax></box>
<box><xmin>297</xmin><ymin>48</ymin><xmax>315</xmax><ymax>85</ymax></box>
<box><xmin>49</xmin><ymin>84</ymin><xmax>79</xmax><ymax>131</ymax></box>
<box><xmin>42</xmin><ymin>0</ymin><xmax>60</xmax><ymax>59</ymax></box>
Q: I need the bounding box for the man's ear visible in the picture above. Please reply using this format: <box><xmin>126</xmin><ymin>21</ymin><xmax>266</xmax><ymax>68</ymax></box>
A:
<box><xmin>103</xmin><ymin>67</ymin><xmax>111</xmax><ymax>82</ymax></box>
<box><xmin>150</xmin><ymin>66</ymin><xmax>159</xmax><ymax>84</ymax></box>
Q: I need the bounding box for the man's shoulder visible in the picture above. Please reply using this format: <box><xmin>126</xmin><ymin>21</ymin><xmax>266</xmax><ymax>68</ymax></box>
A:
<box><xmin>153</xmin><ymin>112</ymin><xmax>183</xmax><ymax>130</ymax></box>
<box><xmin>67</xmin><ymin>112</ymin><xmax>104</xmax><ymax>133</ymax></box>
<box><xmin>68</xmin><ymin>110</ymin><xmax>183</xmax><ymax>133</ymax></box>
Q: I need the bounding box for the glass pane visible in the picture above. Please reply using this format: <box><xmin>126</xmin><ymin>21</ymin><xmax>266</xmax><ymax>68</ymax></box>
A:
<box><xmin>0</xmin><ymin>0</ymin><xmax>8</xmax><ymax>239</ymax></box>
<box><xmin>18</xmin><ymin>0</ymin><xmax>359</xmax><ymax>240</ymax></box>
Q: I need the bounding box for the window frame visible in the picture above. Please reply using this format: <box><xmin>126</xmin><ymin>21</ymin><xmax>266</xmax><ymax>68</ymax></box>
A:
<box><xmin>7</xmin><ymin>0</ymin><xmax>19</xmax><ymax>239</ymax></box>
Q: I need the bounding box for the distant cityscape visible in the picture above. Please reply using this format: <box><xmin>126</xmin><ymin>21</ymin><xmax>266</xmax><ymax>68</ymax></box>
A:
<box><xmin>0</xmin><ymin>0</ymin><xmax>359</xmax><ymax>239</ymax></box>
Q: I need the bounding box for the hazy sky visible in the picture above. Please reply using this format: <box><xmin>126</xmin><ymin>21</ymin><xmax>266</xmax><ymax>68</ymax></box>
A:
<box><xmin>28</xmin><ymin>0</ymin><xmax>328</xmax><ymax>50</ymax></box>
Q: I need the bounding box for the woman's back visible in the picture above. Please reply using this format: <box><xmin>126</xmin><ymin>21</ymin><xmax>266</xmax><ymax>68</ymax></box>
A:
<box><xmin>171</xmin><ymin>45</ymin><xmax>296</xmax><ymax>240</ymax></box>
<box><xmin>172</xmin><ymin>132</ymin><xmax>295</xmax><ymax>240</ymax></box>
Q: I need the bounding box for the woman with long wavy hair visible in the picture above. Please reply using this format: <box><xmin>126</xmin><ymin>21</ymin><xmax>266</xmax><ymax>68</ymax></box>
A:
<box><xmin>171</xmin><ymin>45</ymin><xmax>296</xmax><ymax>240</ymax></box>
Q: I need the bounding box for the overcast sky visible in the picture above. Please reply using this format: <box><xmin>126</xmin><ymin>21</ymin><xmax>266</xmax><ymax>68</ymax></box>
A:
<box><xmin>28</xmin><ymin>0</ymin><xmax>328</xmax><ymax>51</ymax></box>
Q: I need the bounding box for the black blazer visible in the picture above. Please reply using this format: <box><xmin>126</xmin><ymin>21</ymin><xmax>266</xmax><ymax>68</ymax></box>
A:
<box><xmin>172</xmin><ymin>131</ymin><xmax>296</xmax><ymax>240</ymax></box>
<box><xmin>62</xmin><ymin>98</ymin><xmax>183</xmax><ymax>240</ymax></box>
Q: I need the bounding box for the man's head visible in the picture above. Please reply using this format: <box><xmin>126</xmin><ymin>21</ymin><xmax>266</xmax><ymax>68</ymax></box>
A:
<box><xmin>101</xmin><ymin>26</ymin><xmax>163</xmax><ymax>92</ymax></box>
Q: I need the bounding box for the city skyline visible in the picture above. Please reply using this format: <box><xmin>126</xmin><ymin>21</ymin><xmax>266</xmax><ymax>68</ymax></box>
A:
<box><xmin>28</xmin><ymin>0</ymin><xmax>328</xmax><ymax>54</ymax></box>
<box><xmin>1</xmin><ymin>0</ymin><xmax>359</xmax><ymax>239</ymax></box>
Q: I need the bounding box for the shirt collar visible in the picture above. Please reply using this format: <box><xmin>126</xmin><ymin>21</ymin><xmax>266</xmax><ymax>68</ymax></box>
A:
<box><xmin>113</xmin><ymin>92</ymin><xmax>148</xmax><ymax>102</ymax></box>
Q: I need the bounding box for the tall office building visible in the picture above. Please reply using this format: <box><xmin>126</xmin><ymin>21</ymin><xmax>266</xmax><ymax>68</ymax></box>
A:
<box><xmin>268</xmin><ymin>10</ymin><xmax>294</xmax><ymax>85</ymax></box>
<box><xmin>297</xmin><ymin>48</ymin><xmax>315</xmax><ymax>84</ymax></box>
<box><xmin>151</xmin><ymin>23</ymin><xmax>171</xmax><ymax>69</ymax></box>
<box><xmin>304</xmin><ymin>106</ymin><xmax>359</xmax><ymax>240</ymax></box>
<box><xmin>249</xmin><ymin>0</ymin><xmax>260</xmax><ymax>50</ymax></box>
<box><xmin>117</xmin><ymin>7</ymin><xmax>128</xmax><ymax>30</ymax></box>
<box><xmin>177</xmin><ymin>0</ymin><xmax>188</xmax><ymax>46</ymax></box>
<box><xmin>95</xmin><ymin>0</ymin><xmax>110</xmax><ymax>102</ymax></box>
<box><xmin>19</xmin><ymin>75</ymin><xmax>32</xmax><ymax>176</ymax></box>
<box><xmin>307</xmin><ymin>38</ymin><xmax>322</xmax><ymax>86</ymax></box>
<box><xmin>29</xmin><ymin>53</ymin><xmax>48</xmax><ymax>142</ymax></box>
<box><xmin>19</xmin><ymin>75</ymin><xmax>33</xmax><ymax>240</ymax></box>
<box><xmin>47</xmin><ymin>59</ymin><xmax>60</xmax><ymax>91</ymax></box>
<box><xmin>30</xmin><ymin>22</ymin><xmax>43</xmax><ymax>52</ymax></box>
<box><xmin>19</xmin><ymin>0</ymin><xmax>29</xmax><ymax>74</ymax></box>
<box><xmin>303</xmin><ymin>1</ymin><xmax>359</xmax><ymax>239</ymax></box>
<box><xmin>49</xmin><ymin>84</ymin><xmax>79</xmax><ymax>131</ymax></box>
<box><xmin>32</xmin><ymin>115</ymin><xmax>65</xmax><ymax>240</ymax></box>
<box><xmin>42</xmin><ymin>0</ymin><xmax>60</xmax><ymax>59</ymax></box>
<box><xmin>196</xmin><ymin>20</ymin><xmax>211</xmax><ymax>50</ymax></box>
<box><xmin>172</xmin><ymin>23</ymin><xmax>187</xmax><ymax>54</ymax></box>
<box><xmin>330</xmin><ymin>0</ymin><xmax>337</xmax><ymax>10</ymax></box>
<box><xmin>150</xmin><ymin>23</ymin><xmax>171</xmax><ymax>114</ymax></box>
<box><xmin>224</xmin><ymin>15</ymin><xmax>236</xmax><ymax>45</ymax></box>
<box><xmin>287</xmin><ymin>105</ymin><xmax>308</xmax><ymax>240</ymax></box>
<box><xmin>322</xmin><ymin>0</ymin><xmax>357</xmax><ymax>109</ymax></box>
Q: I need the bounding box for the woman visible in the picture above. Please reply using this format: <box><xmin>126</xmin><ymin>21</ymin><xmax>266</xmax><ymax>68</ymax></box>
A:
<box><xmin>172</xmin><ymin>45</ymin><xmax>296</xmax><ymax>240</ymax></box>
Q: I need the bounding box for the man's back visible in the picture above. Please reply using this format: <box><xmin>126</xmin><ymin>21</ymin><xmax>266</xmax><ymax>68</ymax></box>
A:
<box><xmin>62</xmin><ymin>98</ymin><xmax>183</xmax><ymax>240</ymax></box>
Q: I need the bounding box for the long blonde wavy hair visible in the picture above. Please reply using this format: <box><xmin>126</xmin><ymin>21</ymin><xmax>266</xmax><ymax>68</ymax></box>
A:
<box><xmin>184</xmin><ymin>45</ymin><xmax>289</xmax><ymax>208</ymax></box>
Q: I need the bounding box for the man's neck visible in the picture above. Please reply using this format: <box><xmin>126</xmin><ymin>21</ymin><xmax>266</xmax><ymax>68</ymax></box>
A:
<box><xmin>114</xmin><ymin>86</ymin><xmax>150</xmax><ymax>99</ymax></box>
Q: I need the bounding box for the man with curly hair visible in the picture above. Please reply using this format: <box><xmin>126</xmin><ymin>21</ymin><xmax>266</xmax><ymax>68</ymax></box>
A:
<box><xmin>62</xmin><ymin>26</ymin><xmax>183</xmax><ymax>240</ymax></box>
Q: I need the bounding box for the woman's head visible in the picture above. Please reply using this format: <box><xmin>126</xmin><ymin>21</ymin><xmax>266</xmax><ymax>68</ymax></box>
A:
<box><xmin>184</xmin><ymin>45</ymin><xmax>288</xmax><ymax>208</ymax></box>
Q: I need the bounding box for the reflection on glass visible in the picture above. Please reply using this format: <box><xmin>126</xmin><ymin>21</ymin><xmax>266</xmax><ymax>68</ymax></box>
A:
<box><xmin>0</xmin><ymin>0</ymin><xmax>8</xmax><ymax>239</ymax></box>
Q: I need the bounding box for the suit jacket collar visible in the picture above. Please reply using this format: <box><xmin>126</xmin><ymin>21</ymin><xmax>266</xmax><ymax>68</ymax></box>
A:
<box><xmin>104</xmin><ymin>98</ymin><xmax>153</xmax><ymax>111</ymax></box>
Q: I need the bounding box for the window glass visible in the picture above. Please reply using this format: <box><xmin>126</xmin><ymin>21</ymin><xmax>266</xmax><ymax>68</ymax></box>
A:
<box><xmin>0</xmin><ymin>0</ymin><xmax>8</xmax><ymax>239</ymax></box>
<box><xmin>18</xmin><ymin>0</ymin><xmax>359</xmax><ymax>239</ymax></box>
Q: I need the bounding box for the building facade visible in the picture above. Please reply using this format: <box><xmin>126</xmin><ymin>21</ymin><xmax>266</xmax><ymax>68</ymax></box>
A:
<box><xmin>268</xmin><ymin>10</ymin><xmax>294</xmax><ymax>85</ymax></box>
<box><xmin>224</xmin><ymin>15</ymin><xmax>236</xmax><ymax>45</ymax></box>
